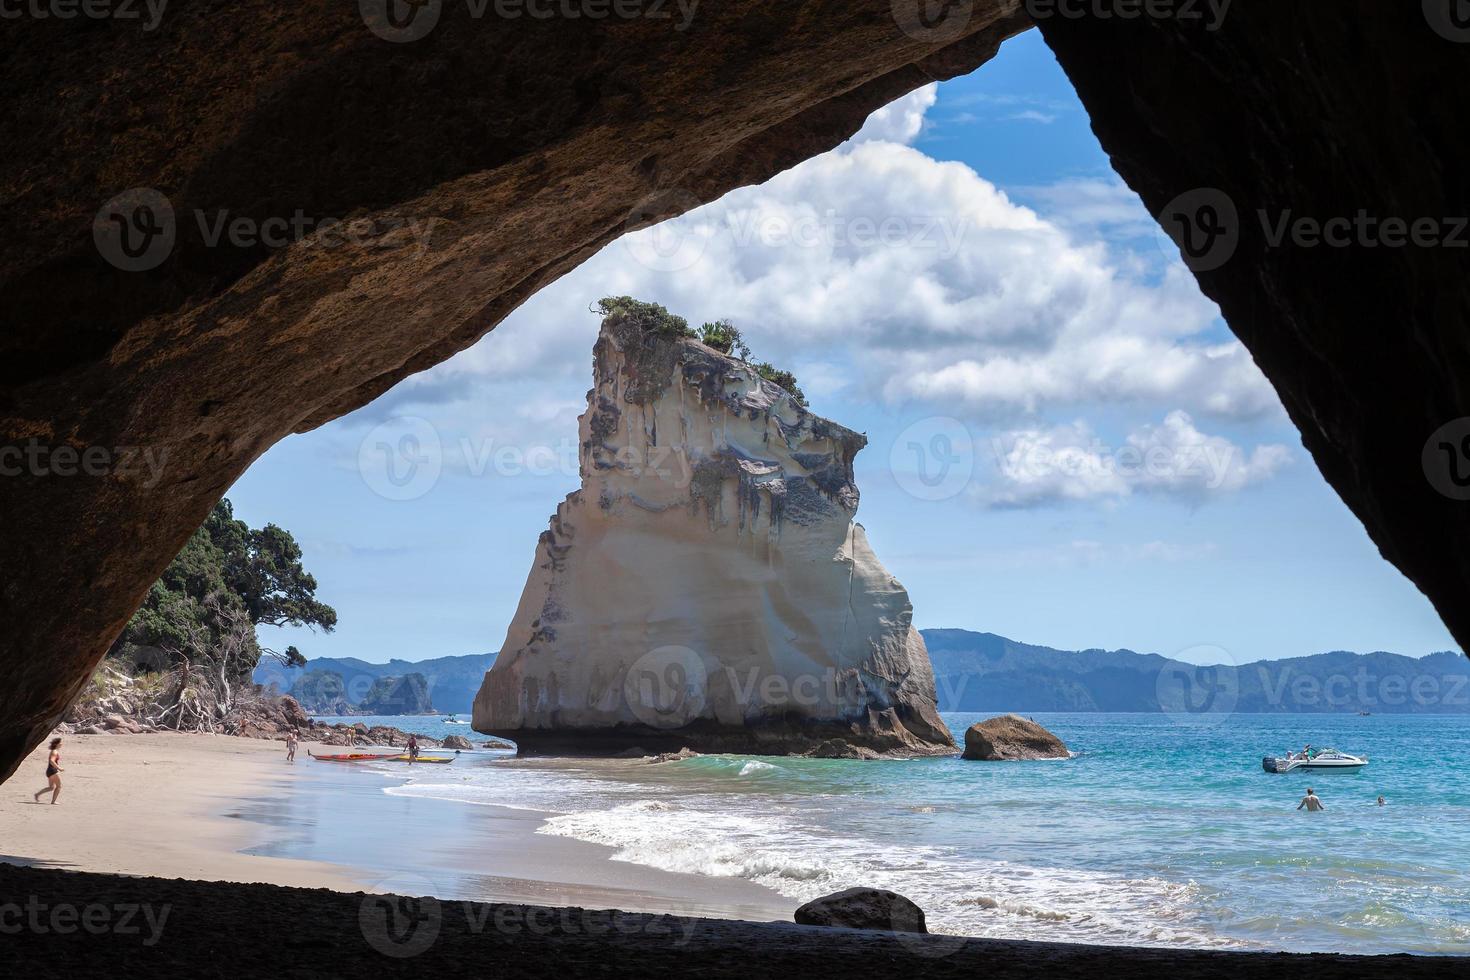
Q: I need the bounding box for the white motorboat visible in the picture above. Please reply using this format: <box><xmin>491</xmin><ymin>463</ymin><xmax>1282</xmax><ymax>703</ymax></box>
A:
<box><xmin>1262</xmin><ymin>748</ymin><xmax>1368</xmax><ymax>772</ymax></box>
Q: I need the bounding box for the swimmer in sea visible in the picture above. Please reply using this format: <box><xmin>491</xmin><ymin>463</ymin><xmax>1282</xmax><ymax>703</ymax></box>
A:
<box><xmin>1297</xmin><ymin>787</ymin><xmax>1325</xmax><ymax>812</ymax></box>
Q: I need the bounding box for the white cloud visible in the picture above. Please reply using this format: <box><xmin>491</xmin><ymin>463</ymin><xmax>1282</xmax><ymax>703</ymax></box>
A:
<box><xmin>977</xmin><ymin>411</ymin><xmax>1292</xmax><ymax>509</ymax></box>
<box><xmin>1005</xmin><ymin>110</ymin><xmax>1056</xmax><ymax>124</ymax></box>
<box><xmin>1013</xmin><ymin>177</ymin><xmax>1159</xmax><ymax>240</ymax></box>
<box><xmin>849</xmin><ymin>84</ymin><xmax>937</xmax><ymax>145</ymax></box>
<box><xmin>374</xmin><ymin>88</ymin><xmax>1281</xmax><ymax>441</ymax></box>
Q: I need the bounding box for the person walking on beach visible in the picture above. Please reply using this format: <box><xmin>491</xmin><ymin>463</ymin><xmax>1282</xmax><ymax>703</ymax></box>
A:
<box><xmin>1298</xmin><ymin>787</ymin><xmax>1325</xmax><ymax>812</ymax></box>
<box><xmin>407</xmin><ymin>733</ymin><xmax>419</xmax><ymax>764</ymax></box>
<box><xmin>286</xmin><ymin>730</ymin><xmax>298</xmax><ymax>763</ymax></box>
<box><xmin>32</xmin><ymin>738</ymin><xmax>63</xmax><ymax>804</ymax></box>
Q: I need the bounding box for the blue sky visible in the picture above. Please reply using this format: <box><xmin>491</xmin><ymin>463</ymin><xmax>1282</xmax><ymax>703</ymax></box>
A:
<box><xmin>230</xmin><ymin>32</ymin><xmax>1458</xmax><ymax>668</ymax></box>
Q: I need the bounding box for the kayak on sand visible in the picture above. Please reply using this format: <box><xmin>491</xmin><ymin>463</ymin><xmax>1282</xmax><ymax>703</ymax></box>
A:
<box><xmin>309</xmin><ymin>750</ymin><xmax>454</xmax><ymax>764</ymax></box>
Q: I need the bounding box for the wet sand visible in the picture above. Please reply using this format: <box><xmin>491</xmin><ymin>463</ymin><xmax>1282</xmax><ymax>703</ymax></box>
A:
<box><xmin>0</xmin><ymin>732</ymin><xmax>791</xmax><ymax>922</ymax></box>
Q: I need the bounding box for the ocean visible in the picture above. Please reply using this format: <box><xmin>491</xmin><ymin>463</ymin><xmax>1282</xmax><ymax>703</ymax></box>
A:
<box><xmin>329</xmin><ymin>712</ymin><xmax>1470</xmax><ymax>954</ymax></box>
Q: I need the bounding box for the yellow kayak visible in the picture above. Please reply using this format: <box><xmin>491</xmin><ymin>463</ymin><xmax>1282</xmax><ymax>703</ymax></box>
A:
<box><xmin>386</xmin><ymin>754</ymin><xmax>454</xmax><ymax>764</ymax></box>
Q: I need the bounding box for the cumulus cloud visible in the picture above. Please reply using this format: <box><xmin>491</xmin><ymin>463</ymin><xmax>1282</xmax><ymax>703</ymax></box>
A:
<box><xmin>368</xmin><ymin>86</ymin><xmax>1281</xmax><ymax>437</ymax></box>
<box><xmin>849</xmin><ymin>83</ymin><xmax>937</xmax><ymax>145</ymax></box>
<box><xmin>1012</xmin><ymin>177</ymin><xmax>1161</xmax><ymax>241</ymax></box>
<box><xmin>976</xmin><ymin>411</ymin><xmax>1292</xmax><ymax>509</ymax></box>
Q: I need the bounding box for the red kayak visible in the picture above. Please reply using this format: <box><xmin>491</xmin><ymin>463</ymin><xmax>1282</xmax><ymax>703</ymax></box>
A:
<box><xmin>309</xmin><ymin>751</ymin><xmax>397</xmax><ymax>762</ymax></box>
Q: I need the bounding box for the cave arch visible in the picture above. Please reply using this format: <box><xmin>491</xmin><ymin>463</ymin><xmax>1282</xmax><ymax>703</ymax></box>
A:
<box><xmin>2</xmin><ymin>2</ymin><xmax>1467</xmax><ymax>781</ymax></box>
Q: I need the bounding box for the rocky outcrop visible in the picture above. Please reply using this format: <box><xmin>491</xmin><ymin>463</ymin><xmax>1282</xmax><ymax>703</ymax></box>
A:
<box><xmin>794</xmin><ymin>888</ymin><xmax>927</xmax><ymax>934</ymax></box>
<box><xmin>357</xmin><ymin>674</ymin><xmax>435</xmax><ymax>715</ymax></box>
<box><xmin>474</xmin><ymin>308</ymin><xmax>953</xmax><ymax>757</ymax></box>
<box><xmin>442</xmin><ymin>735</ymin><xmax>474</xmax><ymax>751</ymax></box>
<box><xmin>961</xmin><ymin>715</ymin><xmax>1069</xmax><ymax>761</ymax></box>
<box><xmin>288</xmin><ymin>671</ymin><xmax>354</xmax><ymax>716</ymax></box>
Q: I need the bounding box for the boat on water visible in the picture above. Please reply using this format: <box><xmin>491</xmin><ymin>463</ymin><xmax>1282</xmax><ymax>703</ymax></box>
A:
<box><xmin>1262</xmin><ymin>748</ymin><xmax>1368</xmax><ymax>772</ymax></box>
<box><xmin>442</xmin><ymin>715</ymin><xmax>469</xmax><ymax>724</ymax></box>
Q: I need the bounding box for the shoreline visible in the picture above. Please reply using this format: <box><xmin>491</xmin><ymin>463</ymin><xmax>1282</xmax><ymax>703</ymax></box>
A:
<box><xmin>0</xmin><ymin>732</ymin><xmax>792</xmax><ymax>923</ymax></box>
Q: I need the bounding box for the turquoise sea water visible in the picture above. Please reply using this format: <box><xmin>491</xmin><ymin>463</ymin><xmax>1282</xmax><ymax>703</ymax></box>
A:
<box><xmin>335</xmin><ymin>712</ymin><xmax>1470</xmax><ymax>954</ymax></box>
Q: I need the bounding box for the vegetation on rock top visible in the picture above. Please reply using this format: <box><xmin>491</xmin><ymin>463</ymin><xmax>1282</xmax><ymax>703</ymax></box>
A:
<box><xmin>597</xmin><ymin>296</ymin><xmax>807</xmax><ymax>407</ymax></box>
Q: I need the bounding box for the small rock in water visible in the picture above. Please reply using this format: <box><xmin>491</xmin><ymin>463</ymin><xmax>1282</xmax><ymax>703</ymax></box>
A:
<box><xmin>961</xmin><ymin>714</ymin><xmax>1069</xmax><ymax>761</ymax></box>
<box><xmin>794</xmin><ymin>887</ymin><xmax>927</xmax><ymax>933</ymax></box>
<box><xmin>481</xmin><ymin>739</ymin><xmax>515</xmax><ymax>750</ymax></box>
<box><xmin>442</xmin><ymin>735</ymin><xmax>474</xmax><ymax>750</ymax></box>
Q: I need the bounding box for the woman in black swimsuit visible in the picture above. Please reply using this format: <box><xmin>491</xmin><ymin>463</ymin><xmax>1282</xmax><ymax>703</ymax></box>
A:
<box><xmin>33</xmin><ymin>737</ymin><xmax>63</xmax><ymax>804</ymax></box>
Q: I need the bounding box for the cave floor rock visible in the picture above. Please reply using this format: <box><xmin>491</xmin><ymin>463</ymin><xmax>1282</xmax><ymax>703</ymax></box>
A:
<box><xmin>0</xmin><ymin>863</ymin><xmax>1453</xmax><ymax>979</ymax></box>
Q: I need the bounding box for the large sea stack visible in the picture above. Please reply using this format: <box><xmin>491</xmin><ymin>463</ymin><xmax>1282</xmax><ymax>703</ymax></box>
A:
<box><xmin>473</xmin><ymin>302</ymin><xmax>954</xmax><ymax>757</ymax></box>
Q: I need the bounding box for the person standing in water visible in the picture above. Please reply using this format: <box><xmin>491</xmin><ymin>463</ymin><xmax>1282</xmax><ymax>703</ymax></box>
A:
<box><xmin>286</xmin><ymin>730</ymin><xmax>298</xmax><ymax>763</ymax></box>
<box><xmin>32</xmin><ymin>738</ymin><xmax>63</xmax><ymax>804</ymax></box>
<box><xmin>1298</xmin><ymin>787</ymin><xmax>1325</xmax><ymax>811</ymax></box>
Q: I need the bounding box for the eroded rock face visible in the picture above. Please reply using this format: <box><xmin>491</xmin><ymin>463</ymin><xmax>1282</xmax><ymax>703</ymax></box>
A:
<box><xmin>961</xmin><ymin>714</ymin><xmax>1069</xmax><ymax>761</ymax></box>
<box><xmin>0</xmin><ymin>2</ymin><xmax>1027</xmax><ymax>783</ymax></box>
<box><xmin>474</xmin><ymin>312</ymin><xmax>954</xmax><ymax>756</ymax></box>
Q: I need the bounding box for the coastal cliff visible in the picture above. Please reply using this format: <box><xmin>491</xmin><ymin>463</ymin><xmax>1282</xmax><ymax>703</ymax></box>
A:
<box><xmin>474</xmin><ymin>302</ymin><xmax>953</xmax><ymax>757</ymax></box>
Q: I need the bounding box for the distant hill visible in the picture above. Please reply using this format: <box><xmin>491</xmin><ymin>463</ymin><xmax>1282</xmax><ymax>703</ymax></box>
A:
<box><xmin>256</xmin><ymin>633</ymin><xmax>1469</xmax><ymax>717</ymax></box>
<box><xmin>920</xmin><ymin>629</ymin><xmax>1470</xmax><ymax>714</ymax></box>
<box><xmin>255</xmin><ymin>653</ymin><xmax>496</xmax><ymax>714</ymax></box>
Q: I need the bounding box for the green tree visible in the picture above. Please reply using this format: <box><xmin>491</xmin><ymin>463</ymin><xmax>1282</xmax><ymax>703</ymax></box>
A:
<box><xmin>755</xmin><ymin>362</ymin><xmax>808</xmax><ymax>407</ymax></box>
<box><xmin>697</xmin><ymin>319</ymin><xmax>751</xmax><ymax>360</ymax></box>
<box><xmin>595</xmin><ymin>296</ymin><xmax>695</xmax><ymax>339</ymax></box>
<box><xmin>114</xmin><ymin>499</ymin><xmax>332</xmax><ymax>676</ymax></box>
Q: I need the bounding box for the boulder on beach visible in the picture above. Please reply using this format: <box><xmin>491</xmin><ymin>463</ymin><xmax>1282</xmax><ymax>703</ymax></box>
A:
<box><xmin>961</xmin><ymin>715</ymin><xmax>1069</xmax><ymax>761</ymax></box>
<box><xmin>794</xmin><ymin>887</ymin><xmax>927</xmax><ymax>933</ymax></box>
<box><xmin>481</xmin><ymin>739</ymin><xmax>516</xmax><ymax>750</ymax></box>
<box><xmin>442</xmin><ymin>735</ymin><xmax>474</xmax><ymax>750</ymax></box>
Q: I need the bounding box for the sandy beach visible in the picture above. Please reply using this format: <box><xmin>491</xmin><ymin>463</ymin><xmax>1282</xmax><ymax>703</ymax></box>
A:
<box><xmin>2</xmin><ymin>733</ymin><xmax>1457</xmax><ymax>980</ymax></box>
<box><xmin>1</xmin><ymin>733</ymin><xmax>368</xmax><ymax>889</ymax></box>
<box><xmin>0</xmin><ymin>732</ymin><xmax>792</xmax><ymax>922</ymax></box>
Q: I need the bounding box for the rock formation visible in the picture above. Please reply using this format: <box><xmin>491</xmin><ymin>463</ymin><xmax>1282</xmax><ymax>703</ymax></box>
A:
<box><xmin>474</xmin><ymin>306</ymin><xmax>953</xmax><ymax>757</ymax></box>
<box><xmin>794</xmin><ymin>888</ymin><xmax>928</xmax><ymax>934</ymax></box>
<box><xmin>960</xmin><ymin>715</ymin><xmax>1069</xmax><ymax>761</ymax></box>
<box><xmin>357</xmin><ymin>673</ymin><xmax>435</xmax><ymax>715</ymax></box>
